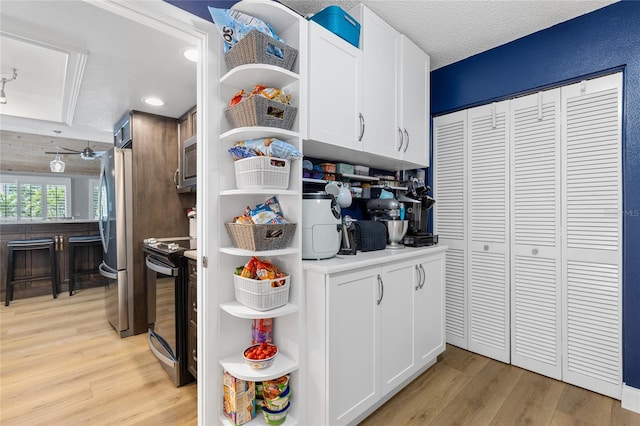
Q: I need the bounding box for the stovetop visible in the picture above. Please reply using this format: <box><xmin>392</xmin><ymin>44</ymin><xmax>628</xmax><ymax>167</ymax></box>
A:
<box><xmin>143</xmin><ymin>237</ymin><xmax>192</xmax><ymax>264</ymax></box>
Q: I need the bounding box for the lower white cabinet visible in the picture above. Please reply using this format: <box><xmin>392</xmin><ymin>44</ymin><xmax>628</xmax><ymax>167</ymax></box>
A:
<box><xmin>304</xmin><ymin>247</ymin><xmax>447</xmax><ymax>425</ymax></box>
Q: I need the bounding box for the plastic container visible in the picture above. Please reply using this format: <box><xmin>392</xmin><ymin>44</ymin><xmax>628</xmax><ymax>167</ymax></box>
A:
<box><xmin>262</xmin><ymin>402</ymin><xmax>290</xmax><ymax>426</ymax></box>
<box><xmin>225</xmin><ymin>222</ymin><xmax>296</xmax><ymax>251</ymax></box>
<box><xmin>234</xmin><ymin>156</ymin><xmax>291</xmax><ymax>190</ymax></box>
<box><xmin>336</xmin><ymin>163</ymin><xmax>354</xmax><ymax>174</ymax></box>
<box><xmin>309</xmin><ymin>6</ymin><xmax>361</xmax><ymax>48</ymax></box>
<box><xmin>233</xmin><ymin>274</ymin><xmax>291</xmax><ymax>311</ymax></box>
<box><xmin>262</xmin><ymin>375</ymin><xmax>290</xmax><ymax>398</ymax></box>
<box><xmin>319</xmin><ymin>162</ymin><xmax>336</xmax><ymax>173</ymax></box>
<box><xmin>264</xmin><ymin>385</ymin><xmax>290</xmax><ymax>411</ymax></box>
<box><xmin>252</xmin><ymin>318</ymin><xmax>274</xmax><ymax>344</ymax></box>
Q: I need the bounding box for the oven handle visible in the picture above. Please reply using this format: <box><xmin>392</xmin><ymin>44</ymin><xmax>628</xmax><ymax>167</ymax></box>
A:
<box><xmin>148</xmin><ymin>329</ymin><xmax>177</xmax><ymax>368</ymax></box>
<box><xmin>146</xmin><ymin>256</ymin><xmax>179</xmax><ymax>277</ymax></box>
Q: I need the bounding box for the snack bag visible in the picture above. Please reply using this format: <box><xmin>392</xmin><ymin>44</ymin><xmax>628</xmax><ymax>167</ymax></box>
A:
<box><xmin>208</xmin><ymin>7</ymin><xmax>284</xmax><ymax>57</ymax></box>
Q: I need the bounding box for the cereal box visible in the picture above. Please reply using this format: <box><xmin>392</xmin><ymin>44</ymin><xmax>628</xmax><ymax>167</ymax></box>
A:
<box><xmin>223</xmin><ymin>371</ymin><xmax>256</xmax><ymax>425</ymax></box>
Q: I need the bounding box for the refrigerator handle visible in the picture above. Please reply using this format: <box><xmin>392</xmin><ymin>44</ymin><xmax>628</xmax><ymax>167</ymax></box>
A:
<box><xmin>98</xmin><ymin>261</ymin><xmax>117</xmax><ymax>280</ymax></box>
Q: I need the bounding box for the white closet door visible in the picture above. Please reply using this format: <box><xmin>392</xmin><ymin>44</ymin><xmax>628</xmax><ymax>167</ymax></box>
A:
<box><xmin>433</xmin><ymin>110</ymin><xmax>468</xmax><ymax>348</ymax></box>
<box><xmin>561</xmin><ymin>73</ymin><xmax>622</xmax><ymax>399</ymax></box>
<box><xmin>510</xmin><ymin>89</ymin><xmax>562</xmax><ymax>379</ymax></box>
<box><xmin>467</xmin><ymin>101</ymin><xmax>510</xmax><ymax>363</ymax></box>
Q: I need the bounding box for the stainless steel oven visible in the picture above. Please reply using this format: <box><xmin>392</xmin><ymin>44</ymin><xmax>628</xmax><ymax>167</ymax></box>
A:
<box><xmin>144</xmin><ymin>238</ymin><xmax>193</xmax><ymax>386</ymax></box>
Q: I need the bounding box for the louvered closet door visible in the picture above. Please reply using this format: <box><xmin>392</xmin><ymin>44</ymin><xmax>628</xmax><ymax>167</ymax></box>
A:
<box><xmin>510</xmin><ymin>89</ymin><xmax>562</xmax><ymax>380</ymax></box>
<box><xmin>467</xmin><ymin>101</ymin><xmax>510</xmax><ymax>363</ymax></box>
<box><xmin>561</xmin><ymin>73</ymin><xmax>622</xmax><ymax>399</ymax></box>
<box><xmin>433</xmin><ymin>110</ymin><xmax>468</xmax><ymax>349</ymax></box>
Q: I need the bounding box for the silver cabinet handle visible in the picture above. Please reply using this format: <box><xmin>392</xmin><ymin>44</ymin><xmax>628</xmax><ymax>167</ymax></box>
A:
<box><xmin>377</xmin><ymin>274</ymin><xmax>384</xmax><ymax>305</ymax></box>
<box><xmin>397</xmin><ymin>127</ymin><xmax>404</xmax><ymax>152</ymax></box>
<box><xmin>419</xmin><ymin>264</ymin><xmax>426</xmax><ymax>289</ymax></box>
<box><xmin>192</xmin><ymin>348</ymin><xmax>197</xmax><ymax>363</ymax></box>
<box><xmin>173</xmin><ymin>169</ymin><xmax>180</xmax><ymax>187</ymax></box>
<box><xmin>415</xmin><ymin>265</ymin><xmax>421</xmax><ymax>290</ymax></box>
<box><xmin>403</xmin><ymin>129</ymin><xmax>409</xmax><ymax>153</ymax></box>
<box><xmin>192</xmin><ymin>302</ymin><xmax>197</xmax><ymax>313</ymax></box>
<box><xmin>358</xmin><ymin>113</ymin><xmax>365</xmax><ymax>141</ymax></box>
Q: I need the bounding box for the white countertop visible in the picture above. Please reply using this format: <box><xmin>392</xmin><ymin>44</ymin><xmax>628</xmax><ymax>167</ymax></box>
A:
<box><xmin>184</xmin><ymin>250</ymin><xmax>197</xmax><ymax>260</ymax></box>
<box><xmin>303</xmin><ymin>244</ymin><xmax>448</xmax><ymax>275</ymax></box>
<box><xmin>0</xmin><ymin>219</ymin><xmax>99</xmax><ymax>225</ymax></box>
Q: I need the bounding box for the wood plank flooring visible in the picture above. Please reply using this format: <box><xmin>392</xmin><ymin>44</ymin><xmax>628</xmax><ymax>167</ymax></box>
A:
<box><xmin>0</xmin><ymin>286</ymin><xmax>197</xmax><ymax>425</ymax></box>
<box><xmin>2</xmin><ymin>287</ymin><xmax>638</xmax><ymax>425</ymax></box>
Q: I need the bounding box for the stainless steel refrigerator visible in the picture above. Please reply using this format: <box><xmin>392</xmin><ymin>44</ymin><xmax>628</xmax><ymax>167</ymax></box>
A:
<box><xmin>98</xmin><ymin>147</ymin><xmax>135</xmax><ymax>337</ymax></box>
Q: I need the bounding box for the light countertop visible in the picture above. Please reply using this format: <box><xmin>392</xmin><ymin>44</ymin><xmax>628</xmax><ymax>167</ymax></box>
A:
<box><xmin>303</xmin><ymin>244</ymin><xmax>448</xmax><ymax>275</ymax></box>
<box><xmin>184</xmin><ymin>250</ymin><xmax>197</xmax><ymax>260</ymax></box>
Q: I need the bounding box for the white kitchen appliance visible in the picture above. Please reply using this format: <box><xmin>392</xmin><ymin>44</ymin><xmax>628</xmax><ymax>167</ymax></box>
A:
<box><xmin>302</xmin><ymin>193</ymin><xmax>341</xmax><ymax>260</ymax></box>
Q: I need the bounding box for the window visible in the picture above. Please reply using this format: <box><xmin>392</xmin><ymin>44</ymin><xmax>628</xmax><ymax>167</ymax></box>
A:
<box><xmin>89</xmin><ymin>178</ymin><xmax>100</xmax><ymax>220</ymax></box>
<box><xmin>0</xmin><ymin>174</ymin><xmax>71</xmax><ymax>221</ymax></box>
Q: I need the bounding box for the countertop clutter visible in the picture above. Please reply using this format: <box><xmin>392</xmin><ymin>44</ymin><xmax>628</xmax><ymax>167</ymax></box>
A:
<box><xmin>303</xmin><ymin>244</ymin><xmax>447</xmax><ymax>275</ymax></box>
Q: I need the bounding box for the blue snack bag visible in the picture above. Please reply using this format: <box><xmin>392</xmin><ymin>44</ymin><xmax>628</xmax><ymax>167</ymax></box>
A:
<box><xmin>208</xmin><ymin>7</ymin><xmax>284</xmax><ymax>58</ymax></box>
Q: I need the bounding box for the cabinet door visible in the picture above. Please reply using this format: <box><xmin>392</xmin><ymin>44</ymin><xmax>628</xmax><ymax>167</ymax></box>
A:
<box><xmin>399</xmin><ymin>35</ymin><xmax>429</xmax><ymax>167</ymax></box>
<box><xmin>328</xmin><ymin>268</ymin><xmax>380</xmax><ymax>425</ymax></box>
<box><xmin>561</xmin><ymin>73</ymin><xmax>622</xmax><ymax>399</ymax></box>
<box><xmin>467</xmin><ymin>101</ymin><xmax>510</xmax><ymax>363</ymax></box>
<box><xmin>356</xmin><ymin>5</ymin><xmax>400</xmax><ymax>160</ymax></box>
<box><xmin>433</xmin><ymin>111</ymin><xmax>468</xmax><ymax>349</ymax></box>
<box><xmin>379</xmin><ymin>260</ymin><xmax>415</xmax><ymax>395</ymax></box>
<box><xmin>307</xmin><ymin>22</ymin><xmax>363</xmax><ymax>150</ymax></box>
<box><xmin>510</xmin><ymin>88</ymin><xmax>562</xmax><ymax>380</ymax></box>
<box><xmin>415</xmin><ymin>253</ymin><xmax>445</xmax><ymax>369</ymax></box>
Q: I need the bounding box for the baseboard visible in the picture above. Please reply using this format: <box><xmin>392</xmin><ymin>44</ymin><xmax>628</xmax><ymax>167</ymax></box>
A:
<box><xmin>622</xmin><ymin>383</ymin><xmax>640</xmax><ymax>414</ymax></box>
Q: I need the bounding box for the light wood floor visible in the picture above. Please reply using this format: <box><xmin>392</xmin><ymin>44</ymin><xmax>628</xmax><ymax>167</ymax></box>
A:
<box><xmin>2</xmin><ymin>288</ymin><xmax>639</xmax><ymax>426</ymax></box>
<box><xmin>0</xmin><ymin>286</ymin><xmax>197</xmax><ymax>425</ymax></box>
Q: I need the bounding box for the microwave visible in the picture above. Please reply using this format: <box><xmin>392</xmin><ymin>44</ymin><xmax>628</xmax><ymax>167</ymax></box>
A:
<box><xmin>177</xmin><ymin>135</ymin><xmax>197</xmax><ymax>189</ymax></box>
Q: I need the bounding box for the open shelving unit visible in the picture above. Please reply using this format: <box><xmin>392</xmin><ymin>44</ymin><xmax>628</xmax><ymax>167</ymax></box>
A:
<box><xmin>215</xmin><ymin>1</ymin><xmax>306</xmax><ymax>424</ymax></box>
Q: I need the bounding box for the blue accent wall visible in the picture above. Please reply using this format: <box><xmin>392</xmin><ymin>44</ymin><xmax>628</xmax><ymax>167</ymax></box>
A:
<box><xmin>431</xmin><ymin>0</ymin><xmax>640</xmax><ymax>388</ymax></box>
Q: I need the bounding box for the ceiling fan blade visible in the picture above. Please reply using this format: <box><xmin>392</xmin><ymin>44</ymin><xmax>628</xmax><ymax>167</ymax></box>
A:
<box><xmin>58</xmin><ymin>146</ymin><xmax>82</xmax><ymax>153</ymax></box>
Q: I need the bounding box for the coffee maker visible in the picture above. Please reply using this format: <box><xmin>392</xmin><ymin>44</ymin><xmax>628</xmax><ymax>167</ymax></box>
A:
<box><xmin>399</xmin><ymin>179</ymin><xmax>438</xmax><ymax>247</ymax></box>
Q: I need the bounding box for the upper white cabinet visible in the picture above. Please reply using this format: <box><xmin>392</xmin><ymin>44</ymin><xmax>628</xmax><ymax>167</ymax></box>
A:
<box><xmin>305</xmin><ymin>5</ymin><xmax>430</xmax><ymax>170</ymax></box>
<box><xmin>399</xmin><ymin>35</ymin><xmax>430</xmax><ymax>166</ymax></box>
<box><xmin>307</xmin><ymin>21</ymin><xmax>363</xmax><ymax>151</ymax></box>
<box><xmin>354</xmin><ymin>5</ymin><xmax>400</xmax><ymax>160</ymax></box>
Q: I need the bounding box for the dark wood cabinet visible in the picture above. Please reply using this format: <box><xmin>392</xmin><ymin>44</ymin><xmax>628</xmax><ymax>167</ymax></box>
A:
<box><xmin>178</xmin><ymin>106</ymin><xmax>197</xmax><ymax>145</ymax></box>
<box><xmin>187</xmin><ymin>258</ymin><xmax>197</xmax><ymax>379</ymax></box>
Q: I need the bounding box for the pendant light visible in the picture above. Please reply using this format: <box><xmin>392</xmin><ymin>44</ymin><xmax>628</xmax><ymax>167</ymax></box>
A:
<box><xmin>49</xmin><ymin>130</ymin><xmax>65</xmax><ymax>173</ymax></box>
<box><xmin>0</xmin><ymin>68</ymin><xmax>18</xmax><ymax>105</ymax></box>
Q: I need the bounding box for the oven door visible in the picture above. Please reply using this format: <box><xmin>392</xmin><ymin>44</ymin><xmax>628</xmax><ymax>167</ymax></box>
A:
<box><xmin>146</xmin><ymin>255</ymin><xmax>182</xmax><ymax>385</ymax></box>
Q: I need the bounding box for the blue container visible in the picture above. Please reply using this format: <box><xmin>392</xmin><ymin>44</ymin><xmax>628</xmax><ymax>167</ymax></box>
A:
<box><xmin>309</xmin><ymin>6</ymin><xmax>361</xmax><ymax>48</ymax></box>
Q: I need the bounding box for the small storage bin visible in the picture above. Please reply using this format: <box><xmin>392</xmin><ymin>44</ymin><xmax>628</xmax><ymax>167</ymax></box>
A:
<box><xmin>226</xmin><ymin>96</ymin><xmax>298</xmax><ymax>129</ymax></box>
<box><xmin>336</xmin><ymin>163</ymin><xmax>354</xmax><ymax>174</ymax></box>
<box><xmin>309</xmin><ymin>6</ymin><xmax>361</xmax><ymax>48</ymax></box>
<box><xmin>233</xmin><ymin>274</ymin><xmax>291</xmax><ymax>311</ymax></box>
<box><xmin>225</xmin><ymin>29</ymin><xmax>299</xmax><ymax>71</ymax></box>
<box><xmin>319</xmin><ymin>163</ymin><xmax>336</xmax><ymax>173</ymax></box>
<box><xmin>225</xmin><ymin>222</ymin><xmax>297</xmax><ymax>251</ymax></box>
<box><xmin>234</xmin><ymin>157</ymin><xmax>291</xmax><ymax>189</ymax></box>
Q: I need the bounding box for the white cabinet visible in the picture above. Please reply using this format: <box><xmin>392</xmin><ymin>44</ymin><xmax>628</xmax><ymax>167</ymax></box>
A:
<box><xmin>307</xmin><ymin>21</ymin><xmax>362</xmax><ymax>151</ymax></box>
<box><xmin>350</xmin><ymin>5</ymin><xmax>430</xmax><ymax>168</ymax></box>
<box><xmin>305</xmin><ymin>247</ymin><xmax>447</xmax><ymax>425</ymax></box>
<box><xmin>305</xmin><ymin>5</ymin><xmax>430</xmax><ymax>170</ymax></box>
<box><xmin>414</xmin><ymin>255</ymin><xmax>445</xmax><ymax>368</ymax></box>
<box><xmin>379</xmin><ymin>260</ymin><xmax>415</xmax><ymax>395</ymax></box>
<box><xmin>354</xmin><ymin>4</ymin><xmax>400</xmax><ymax>161</ymax></box>
<box><xmin>398</xmin><ymin>35</ymin><xmax>429</xmax><ymax>166</ymax></box>
<box><xmin>327</xmin><ymin>268</ymin><xmax>380</xmax><ymax>426</ymax></box>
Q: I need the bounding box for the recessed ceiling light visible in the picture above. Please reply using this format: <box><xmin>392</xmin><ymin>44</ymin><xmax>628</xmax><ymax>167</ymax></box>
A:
<box><xmin>142</xmin><ymin>97</ymin><xmax>164</xmax><ymax>106</ymax></box>
<box><xmin>182</xmin><ymin>47</ymin><xmax>198</xmax><ymax>62</ymax></box>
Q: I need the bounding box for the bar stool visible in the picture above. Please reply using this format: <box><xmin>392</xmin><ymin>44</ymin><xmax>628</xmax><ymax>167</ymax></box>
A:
<box><xmin>5</xmin><ymin>237</ymin><xmax>58</xmax><ymax>306</ymax></box>
<box><xmin>68</xmin><ymin>235</ymin><xmax>102</xmax><ymax>296</ymax></box>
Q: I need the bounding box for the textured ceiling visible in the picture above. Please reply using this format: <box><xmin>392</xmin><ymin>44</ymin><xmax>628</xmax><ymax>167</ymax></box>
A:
<box><xmin>279</xmin><ymin>0</ymin><xmax>619</xmax><ymax>70</ymax></box>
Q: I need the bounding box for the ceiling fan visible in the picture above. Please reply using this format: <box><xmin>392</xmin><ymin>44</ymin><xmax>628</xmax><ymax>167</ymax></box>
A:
<box><xmin>45</xmin><ymin>141</ymin><xmax>106</xmax><ymax>160</ymax></box>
